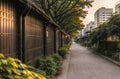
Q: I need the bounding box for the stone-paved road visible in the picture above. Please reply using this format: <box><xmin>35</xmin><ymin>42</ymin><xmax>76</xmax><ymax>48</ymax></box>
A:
<box><xmin>57</xmin><ymin>42</ymin><xmax>120</xmax><ymax>79</ymax></box>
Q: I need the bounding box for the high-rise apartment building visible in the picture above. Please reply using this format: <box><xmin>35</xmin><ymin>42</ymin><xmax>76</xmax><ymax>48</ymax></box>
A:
<box><xmin>94</xmin><ymin>7</ymin><xmax>113</xmax><ymax>27</ymax></box>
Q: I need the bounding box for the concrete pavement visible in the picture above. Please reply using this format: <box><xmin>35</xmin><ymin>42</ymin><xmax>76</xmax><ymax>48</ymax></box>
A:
<box><xmin>57</xmin><ymin>42</ymin><xmax>120</xmax><ymax>79</ymax></box>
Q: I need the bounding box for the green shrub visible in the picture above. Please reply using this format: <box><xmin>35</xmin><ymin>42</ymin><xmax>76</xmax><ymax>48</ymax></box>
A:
<box><xmin>58</xmin><ymin>41</ymin><xmax>72</xmax><ymax>59</ymax></box>
<box><xmin>38</xmin><ymin>57</ymin><xmax>57</xmax><ymax>78</ymax></box>
<box><xmin>37</xmin><ymin>42</ymin><xmax>72</xmax><ymax>78</ymax></box>
<box><xmin>58</xmin><ymin>47</ymin><xmax>68</xmax><ymax>59</ymax></box>
<box><xmin>112</xmin><ymin>52</ymin><xmax>120</xmax><ymax>60</ymax></box>
<box><xmin>0</xmin><ymin>53</ymin><xmax>46</xmax><ymax>79</ymax></box>
<box><xmin>52</xmin><ymin>53</ymin><xmax>62</xmax><ymax>67</ymax></box>
<box><xmin>65</xmin><ymin>41</ymin><xmax>72</xmax><ymax>49</ymax></box>
<box><xmin>28</xmin><ymin>66</ymin><xmax>47</xmax><ymax>77</ymax></box>
<box><xmin>28</xmin><ymin>66</ymin><xmax>52</xmax><ymax>79</ymax></box>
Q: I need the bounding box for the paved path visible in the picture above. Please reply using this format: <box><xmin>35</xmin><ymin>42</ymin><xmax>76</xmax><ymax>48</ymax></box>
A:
<box><xmin>57</xmin><ymin>42</ymin><xmax>120</xmax><ymax>79</ymax></box>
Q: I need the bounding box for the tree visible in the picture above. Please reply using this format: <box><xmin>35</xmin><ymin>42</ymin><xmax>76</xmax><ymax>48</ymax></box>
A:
<box><xmin>88</xmin><ymin>14</ymin><xmax>120</xmax><ymax>46</ymax></box>
<box><xmin>108</xmin><ymin>14</ymin><xmax>120</xmax><ymax>37</ymax></box>
<box><xmin>89</xmin><ymin>23</ymin><xmax>108</xmax><ymax>45</ymax></box>
<box><xmin>33</xmin><ymin>0</ymin><xmax>93</xmax><ymax>36</ymax></box>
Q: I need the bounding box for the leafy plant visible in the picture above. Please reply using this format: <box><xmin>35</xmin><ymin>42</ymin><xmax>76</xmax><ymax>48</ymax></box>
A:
<box><xmin>28</xmin><ymin>66</ymin><xmax>47</xmax><ymax>77</ymax></box>
<box><xmin>37</xmin><ymin>42</ymin><xmax>72</xmax><ymax>78</ymax></box>
<box><xmin>38</xmin><ymin>57</ymin><xmax>57</xmax><ymax>78</ymax></box>
<box><xmin>65</xmin><ymin>41</ymin><xmax>72</xmax><ymax>49</ymax></box>
<box><xmin>0</xmin><ymin>53</ymin><xmax>46</xmax><ymax>79</ymax></box>
<box><xmin>58</xmin><ymin>47</ymin><xmax>68</xmax><ymax>59</ymax></box>
<box><xmin>51</xmin><ymin>53</ymin><xmax>62</xmax><ymax>67</ymax></box>
<box><xmin>58</xmin><ymin>41</ymin><xmax>72</xmax><ymax>59</ymax></box>
<box><xmin>112</xmin><ymin>52</ymin><xmax>120</xmax><ymax>60</ymax></box>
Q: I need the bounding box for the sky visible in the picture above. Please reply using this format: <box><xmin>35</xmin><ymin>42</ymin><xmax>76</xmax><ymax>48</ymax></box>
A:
<box><xmin>83</xmin><ymin>0</ymin><xmax>120</xmax><ymax>25</ymax></box>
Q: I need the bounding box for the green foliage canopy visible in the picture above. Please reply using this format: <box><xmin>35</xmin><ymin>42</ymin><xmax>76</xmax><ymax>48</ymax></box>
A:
<box><xmin>33</xmin><ymin>0</ymin><xmax>93</xmax><ymax>36</ymax></box>
<box><xmin>88</xmin><ymin>14</ymin><xmax>120</xmax><ymax>46</ymax></box>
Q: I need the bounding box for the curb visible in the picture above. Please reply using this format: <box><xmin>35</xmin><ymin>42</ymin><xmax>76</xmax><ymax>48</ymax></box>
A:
<box><xmin>57</xmin><ymin>53</ymin><xmax>70</xmax><ymax>79</ymax></box>
<box><xmin>94</xmin><ymin>52</ymin><xmax>120</xmax><ymax>67</ymax></box>
<box><xmin>87</xmin><ymin>48</ymin><xmax>120</xmax><ymax>67</ymax></box>
<box><xmin>100</xmin><ymin>54</ymin><xmax>120</xmax><ymax>67</ymax></box>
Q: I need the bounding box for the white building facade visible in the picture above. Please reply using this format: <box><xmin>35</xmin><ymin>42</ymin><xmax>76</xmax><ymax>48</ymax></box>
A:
<box><xmin>80</xmin><ymin>29</ymin><xmax>87</xmax><ymax>38</ymax></box>
<box><xmin>115</xmin><ymin>0</ymin><xmax>120</xmax><ymax>14</ymax></box>
<box><xmin>80</xmin><ymin>21</ymin><xmax>95</xmax><ymax>38</ymax></box>
<box><xmin>85</xmin><ymin>21</ymin><xmax>95</xmax><ymax>33</ymax></box>
<box><xmin>94</xmin><ymin>7</ymin><xmax>113</xmax><ymax>27</ymax></box>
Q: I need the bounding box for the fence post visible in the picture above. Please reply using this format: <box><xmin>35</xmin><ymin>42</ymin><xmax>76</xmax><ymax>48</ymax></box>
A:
<box><xmin>20</xmin><ymin>2</ymin><xmax>31</xmax><ymax>63</ymax></box>
<box><xmin>61</xmin><ymin>32</ymin><xmax>63</xmax><ymax>48</ymax></box>
<box><xmin>54</xmin><ymin>27</ymin><xmax>57</xmax><ymax>53</ymax></box>
<box><xmin>43</xmin><ymin>22</ymin><xmax>47</xmax><ymax>56</ymax></box>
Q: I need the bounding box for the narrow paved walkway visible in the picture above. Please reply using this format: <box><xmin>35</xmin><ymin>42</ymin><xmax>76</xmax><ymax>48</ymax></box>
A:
<box><xmin>57</xmin><ymin>42</ymin><xmax>120</xmax><ymax>79</ymax></box>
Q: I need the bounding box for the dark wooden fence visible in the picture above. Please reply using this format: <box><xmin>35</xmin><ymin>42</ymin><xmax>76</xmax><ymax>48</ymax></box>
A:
<box><xmin>0</xmin><ymin>0</ymin><xmax>18</xmax><ymax>58</ymax></box>
<box><xmin>0</xmin><ymin>0</ymin><xmax>68</xmax><ymax>66</ymax></box>
<box><xmin>24</xmin><ymin>11</ymin><xmax>44</xmax><ymax>66</ymax></box>
<box><xmin>46</xmin><ymin>24</ymin><xmax>54</xmax><ymax>55</ymax></box>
